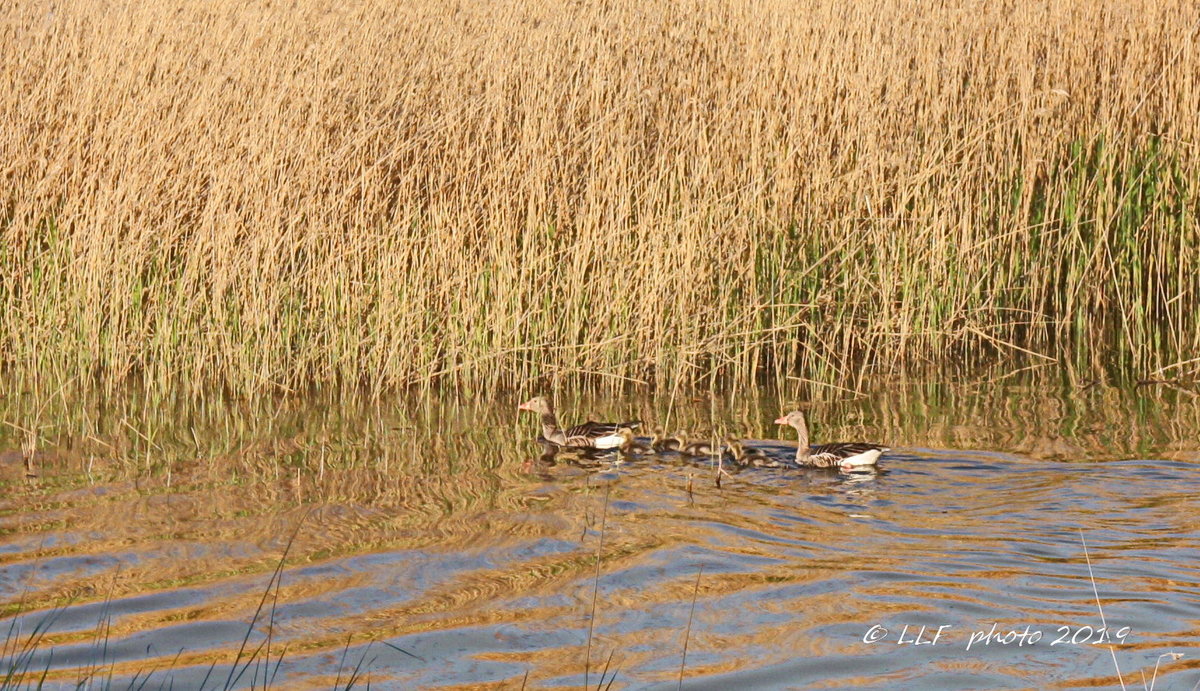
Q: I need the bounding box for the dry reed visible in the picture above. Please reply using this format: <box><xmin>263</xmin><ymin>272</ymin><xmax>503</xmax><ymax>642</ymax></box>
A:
<box><xmin>2</xmin><ymin>0</ymin><xmax>1198</xmax><ymax>394</ymax></box>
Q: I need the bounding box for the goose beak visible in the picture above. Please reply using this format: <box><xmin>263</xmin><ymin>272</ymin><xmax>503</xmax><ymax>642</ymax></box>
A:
<box><xmin>773</xmin><ymin>416</ymin><xmax>787</xmax><ymax>424</ymax></box>
<box><xmin>518</xmin><ymin>400</ymin><xmax>533</xmax><ymax>411</ymax></box>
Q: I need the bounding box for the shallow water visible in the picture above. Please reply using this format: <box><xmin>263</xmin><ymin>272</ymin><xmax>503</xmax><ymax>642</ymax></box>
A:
<box><xmin>2</xmin><ymin>378</ymin><xmax>1199</xmax><ymax>689</ymax></box>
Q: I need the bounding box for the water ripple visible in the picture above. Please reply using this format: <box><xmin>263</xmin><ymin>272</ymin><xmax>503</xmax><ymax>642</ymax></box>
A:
<box><xmin>3</xmin><ymin>389</ymin><xmax>1200</xmax><ymax>689</ymax></box>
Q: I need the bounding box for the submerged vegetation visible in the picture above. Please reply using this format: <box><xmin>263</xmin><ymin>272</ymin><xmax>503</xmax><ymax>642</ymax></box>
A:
<box><xmin>1</xmin><ymin>0</ymin><xmax>1198</xmax><ymax>394</ymax></box>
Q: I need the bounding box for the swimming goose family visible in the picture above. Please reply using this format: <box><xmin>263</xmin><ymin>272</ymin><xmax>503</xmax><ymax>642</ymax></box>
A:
<box><xmin>519</xmin><ymin>396</ymin><xmax>890</xmax><ymax>470</ymax></box>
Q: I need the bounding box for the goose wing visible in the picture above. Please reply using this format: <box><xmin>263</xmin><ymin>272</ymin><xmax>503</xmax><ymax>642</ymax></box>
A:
<box><xmin>809</xmin><ymin>442</ymin><xmax>888</xmax><ymax>458</ymax></box>
<box><xmin>808</xmin><ymin>442</ymin><xmax>889</xmax><ymax>468</ymax></box>
<box><xmin>564</xmin><ymin>420</ymin><xmax>641</xmax><ymax>439</ymax></box>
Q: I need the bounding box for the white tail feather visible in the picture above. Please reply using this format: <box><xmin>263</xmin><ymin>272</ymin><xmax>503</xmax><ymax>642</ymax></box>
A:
<box><xmin>839</xmin><ymin>448</ymin><xmax>884</xmax><ymax>468</ymax></box>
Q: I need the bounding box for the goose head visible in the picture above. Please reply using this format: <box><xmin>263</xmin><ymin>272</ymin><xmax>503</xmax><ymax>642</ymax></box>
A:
<box><xmin>518</xmin><ymin>396</ymin><xmax>553</xmax><ymax>415</ymax></box>
<box><xmin>774</xmin><ymin>410</ymin><xmax>807</xmax><ymax>427</ymax></box>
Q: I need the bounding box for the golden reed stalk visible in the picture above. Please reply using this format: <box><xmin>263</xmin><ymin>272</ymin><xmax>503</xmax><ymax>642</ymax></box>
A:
<box><xmin>2</xmin><ymin>0</ymin><xmax>1197</xmax><ymax>393</ymax></box>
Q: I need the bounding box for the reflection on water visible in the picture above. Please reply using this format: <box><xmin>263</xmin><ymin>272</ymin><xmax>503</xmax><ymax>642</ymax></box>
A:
<box><xmin>1</xmin><ymin>376</ymin><xmax>1199</xmax><ymax>689</ymax></box>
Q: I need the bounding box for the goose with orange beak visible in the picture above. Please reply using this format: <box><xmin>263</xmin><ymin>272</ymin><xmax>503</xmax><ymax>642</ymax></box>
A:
<box><xmin>774</xmin><ymin>410</ymin><xmax>888</xmax><ymax>470</ymax></box>
<box><xmin>518</xmin><ymin>396</ymin><xmax>640</xmax><ymax>449</ymax></box>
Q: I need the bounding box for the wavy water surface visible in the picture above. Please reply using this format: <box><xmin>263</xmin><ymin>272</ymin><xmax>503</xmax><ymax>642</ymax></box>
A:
<box><xmin>1</xmin><ymin>380</ymin><xmax>1199</xmax><ymax>689</ymax></box>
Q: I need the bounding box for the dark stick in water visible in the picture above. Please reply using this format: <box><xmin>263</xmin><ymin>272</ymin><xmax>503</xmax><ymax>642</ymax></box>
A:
<box><xmin>678</xmin><ymin>565</ymin><xmax>704</xmax><ymax>690</ymax></box>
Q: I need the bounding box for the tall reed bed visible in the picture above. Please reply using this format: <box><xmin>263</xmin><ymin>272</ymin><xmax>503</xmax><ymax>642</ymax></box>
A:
<box><xmin>2</xmin><ymin>0</ymin><xmax>1197</xmax><ymax>394</ymax></box>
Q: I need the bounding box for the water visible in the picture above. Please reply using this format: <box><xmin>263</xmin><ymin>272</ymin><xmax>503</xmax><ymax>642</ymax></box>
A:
<box><xmin>2</xmin><ymin>378</ymin><xmax>1199</xmax><ymax>689</ymax></box>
